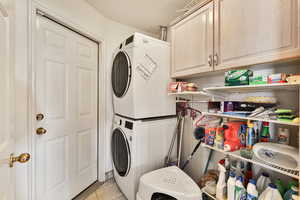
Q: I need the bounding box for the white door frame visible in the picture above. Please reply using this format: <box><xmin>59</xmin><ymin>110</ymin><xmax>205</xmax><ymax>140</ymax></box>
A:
<box><xmin>26</xmin><ymin>1</ymin><xmax>107</xmax><ymax>199</ymax></box>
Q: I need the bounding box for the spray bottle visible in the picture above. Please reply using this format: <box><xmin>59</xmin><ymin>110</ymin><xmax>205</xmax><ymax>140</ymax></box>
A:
<box><xmin>216</xmin><ymin>159</ymin><xmax>227</xmax><ymax>200</ymax></box>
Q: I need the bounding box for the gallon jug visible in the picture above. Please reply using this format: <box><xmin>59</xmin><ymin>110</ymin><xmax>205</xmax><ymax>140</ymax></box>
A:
<box><xmin>257</xmin><ymin>172</ymin><xmax>271</xmax><ymax>194</ymax></box>
<box><xmin>235</xmin><ymin>176</ymin><xmax>247</xmax><ymax>200</ymax></box>
<box><xmin>259</xmin><ymin>183</ymin><xmax>283</xmax><ymax>200</ymax></box>
<box><xmin>247</xmin><ymin>179</ymin><xmax>258</xmax><ymax>200</ymax></box>
<box><xmin>216</xmin><ymin>160</ymin><xmax>227</xmax><ymax>200</ymax></box>
<box><xmin>227</xmin><ymin>171</ymin><xmax>236</xmax><ymax>200</ymax></box>
<box><xmin>284</xmin><ymin>186</ymin><xmax>299</xmax><ymax>200</ymax></box>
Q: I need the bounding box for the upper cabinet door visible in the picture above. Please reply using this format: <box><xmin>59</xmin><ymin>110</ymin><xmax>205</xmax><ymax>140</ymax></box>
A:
<box><xmin>214</xmin><ymin>0</ymin><xmax>300</xmax><ymax>70</ymax></box>
<box><xmin>171</xmin><ymin>1</ymin><xmax>214</xmax><ymax>78</ymax></box>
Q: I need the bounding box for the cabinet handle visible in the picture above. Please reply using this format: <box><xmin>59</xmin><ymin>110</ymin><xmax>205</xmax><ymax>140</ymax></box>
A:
<box><xmin>208</xmin><ymin>55</ymin><xmax>213</xmax><ymax>66</ymax></box>
<box><xmin>213</xmin><ymin>54</ymin><xmax>219</xmax><ymax>66</ymax></box>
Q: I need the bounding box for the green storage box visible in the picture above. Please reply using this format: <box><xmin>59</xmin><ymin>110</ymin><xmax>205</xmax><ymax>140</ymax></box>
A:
<box><xmin>225</xmin><ymin>70</ymin><xmax>253</xmax><ymax>86</ymax></box>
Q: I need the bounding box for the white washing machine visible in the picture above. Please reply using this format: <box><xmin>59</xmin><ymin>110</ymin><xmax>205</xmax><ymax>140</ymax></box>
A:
<box><xmin>111</xmin><ymin>115</ymin><xmax>176</xmax><ymax>200</ymax></box>
<box><xmin>111</xmin><ymin>33</ymin><xmax>175</xmax><ymax>119</ymax></box>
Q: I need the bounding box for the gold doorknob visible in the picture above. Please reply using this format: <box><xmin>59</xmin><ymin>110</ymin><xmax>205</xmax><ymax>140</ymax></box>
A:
<box><xmin>9</xmin><ymin>153</ymin><xmax>30</xmax><ymax>168</ymax></box>
<box><xmin>36</xmin><ymin>127</ymin><xmax>47</xmax><ymax>135</ymax></box>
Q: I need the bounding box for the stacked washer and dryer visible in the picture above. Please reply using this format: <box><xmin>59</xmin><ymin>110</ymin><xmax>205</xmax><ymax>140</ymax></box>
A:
<box><xmin>111</xmin><ymin>33</ymin><xmax>176</xmax><ymax>200</ymax></box>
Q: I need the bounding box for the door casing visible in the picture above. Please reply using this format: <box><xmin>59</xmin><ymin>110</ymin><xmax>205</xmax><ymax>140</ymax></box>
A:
<box><xmin>19</xmin><ymin>1</ymin><xmax>108</xmax><ymax>199</ymax></box>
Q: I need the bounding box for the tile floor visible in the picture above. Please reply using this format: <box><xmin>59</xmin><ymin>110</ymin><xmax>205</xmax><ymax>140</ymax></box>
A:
<box><xmin>75</xmin><ymin>179</ymin><xmax>127</xmax><ymax>200</ymax></box>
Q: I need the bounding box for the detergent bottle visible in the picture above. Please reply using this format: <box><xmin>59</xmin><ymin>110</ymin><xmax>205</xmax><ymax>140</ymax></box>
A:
<box><xmin>259</xmin><ymin>183</ymin><xmax>283</xmax><ymax>200</ymax></box>
<box><xmin>235</xmin><ymin>160</ymin><xmax>245</xmax><ymax>178</ymax></box>
<box><xmin>260</xmin><ymin>122</ymin><xmax>270</xmax><ymax>142</ymax></box>
<box><xmin>224</xmin><ymin>121</ymin><xmax>246</xmax><ymax>152</ymax></box>
<box><xmin>284</xmin><ymin>186</ymin><xmax>299</xmax><ymax>200</ymax></box>
<box><xmin>244</xmin><ymin>163</ymin><xmax>253</xmax><ymax>186</ymax></box>
<box><xmin>227</xmin><ymin>171</ymin><xmax>236</xmax><ymax>200</ymax></box>
<box><xmin>247</xmin><ymin>179</ymin><xmax>258</xmax><ymax>200</ymax></box>
<box><xmin>235</xmin><ymin>176</ymin><xmax>247</xmax><ymax>200</ymax></box>
<box><xmin>246</xmin><ymin>121</ymin><xmax>256</xmax><ymax>149</ymax></box>
<box><xmin>239</xmin><ymin>124</ymin><xmax>247</xmax><ymax>148</ymax></box>
<box><xmin>216</xmin><ymin>159</ymin><xmax>227</xmax><ymax>200</ymax></box>
<box><xmin>257</xmin><ymin>172</ymin><xmax>271</xmax><ymax>194</ymax></box>
<box><xmin>275</xmin><ymin>179</ymin><xmax>285</xmax><ymax>197</ymax></box>
<box><xmin>215</xmin><ymin>125</ymin><xmax>225</xmax><ymax>150</ymax></box>
<box><xmin>287</xmin><ymin>180</ymin><xmax>299</xmax><ymax>191</ymax></box>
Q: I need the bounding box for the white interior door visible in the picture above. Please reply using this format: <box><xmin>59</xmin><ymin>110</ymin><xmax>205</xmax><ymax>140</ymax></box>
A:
<box><xmin>35</xmin><ymin>14</ymin><xmax>98</xmax><ymax>200</ymax></box>
<box><xmin>0</xmin><ymin>4</ymin><xmax>31</xmax><ymax>200</ymax></box>
<box><xmin>0</xmin><ymin>5</ymin><xmax>14</xmax><ymax>200</ymax></box>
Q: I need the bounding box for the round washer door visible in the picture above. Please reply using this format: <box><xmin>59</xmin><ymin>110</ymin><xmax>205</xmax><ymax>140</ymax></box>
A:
<box><xmin>111</xmin><ymin>51</ymin><xmax>131</xmax><ymax>98</ymax></box>
<box><xmin>111</xmin><ymin>128</ymin><xmax>131</xmax><ymax>177</ymax></box>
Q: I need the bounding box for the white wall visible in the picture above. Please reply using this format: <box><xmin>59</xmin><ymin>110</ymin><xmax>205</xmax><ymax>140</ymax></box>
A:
<box><xmin>12</xmin><ymin>0</ymin><xmax>157</xmax><ymax>199</ymax></box>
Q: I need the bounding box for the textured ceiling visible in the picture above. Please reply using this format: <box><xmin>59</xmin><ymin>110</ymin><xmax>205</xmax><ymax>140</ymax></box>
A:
<box><xmin>86</xmin><ymin>0</ymin><xmax>193</xmax><ymax>34</ymax></box>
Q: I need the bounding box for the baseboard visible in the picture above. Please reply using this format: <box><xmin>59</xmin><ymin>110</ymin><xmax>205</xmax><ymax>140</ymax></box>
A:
<box><xmin>105</xmin><ymin>170</ymin><xmax>114</xmax><ymax>181</ymax></box>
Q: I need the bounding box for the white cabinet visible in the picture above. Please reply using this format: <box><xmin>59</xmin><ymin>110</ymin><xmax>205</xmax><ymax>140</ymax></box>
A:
<box><xmin>170</xmin><ymin>1</ymin><xmax>213</xmax><ymax>78</ymax></box>
<box><xmin>214</xmin><ymin>0</ymin><xmax>300</xmax><ymax>70</ymax></box>
<box><xmin>170</xmin><ymin>0</ymin><xmax>300</xmax><ymax>77</ymax></box>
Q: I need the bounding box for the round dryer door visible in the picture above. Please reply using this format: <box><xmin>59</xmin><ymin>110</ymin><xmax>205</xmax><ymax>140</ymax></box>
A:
<box><xmin>111</xmin><ymin>51</ymin><xmax>131</xmax><ymax>98</ymax></box>
<box><xmin>111</xmin><ymin>128</ymin><xmax>131</xmax><ymax>177</ymax></box>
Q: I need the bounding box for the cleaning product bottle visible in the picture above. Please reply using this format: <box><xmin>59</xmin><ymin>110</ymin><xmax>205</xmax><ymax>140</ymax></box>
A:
<box><xmin>235</xmin><ymin>161</ymin><xmax>245</xmax><ymax>179</ymax></box>
<box><xmin>216</xmin><ymin>159</ymin><xmax>227</xmax><ymax>200</ymax></box>
<box><xmin>244</xmin><ymin>163</ymin><xmax>253</xmax><ymax>186</ymax></box>
<box><xmin>259</xmin><ymin>183</ymin><xmax>283</xmax><ymax>200</ymax></box>
<box><xmin>260</xmin><ymin>122</ymin><xmax>270</xmax><ymax>142</ymax></box>
<box><xmin>287</xmin><ymin>181</ymin><xmax>299</xmax><ymax>191</ymax></box>
<box><xmin>284</xmin><ymin>186</ymin><xmax>299</xmax><ymax>200</ymax></box>
<box><xmin>257</xmin><ymin>172</ymin><xmax>271</xmax><ymax>194</ymax></box>
<box><xmin>215</xmin><ymin>125</ymin><xmax>225</xmax><ymax>150</ymax></box>
<box><xmin>247</xmin><ymin>179</ymin><xmax>258</xmax><ymax>200</ymax></box>
<box><xmin>239</xmin><ymin>124</ymin><xmax>247</xmax><ymax>148</ymax></box>
<box><xmin>224</xmin><ymin>121</ymin><xmax>246</xmax><ymax>151</ymax></box>
<box><xmin>275</xmin><ymin>179</ymin><xmax>286</xmax><ymax>197</ymax></box>
<box><xmin>227</xmin><ymin>171</ymin><xmax>236</xmax><ymax>200</ymax></box>
<box><xmin>253</xmin><ymin>121</ymin><xmax>261</xmax><ymax>143</ymax></box>
<box><xmin>269</xmin><ymin>123</ymin><xmax>275</xmax><ymax>142</ymax></box>
<box><xmin>235</xmin><ymin>176</ymin><xmax>247</xmax><ymax>200</ymax></box>
<box><xmin>246</xmin><ymin>122</ymin><xmax>256</xmax><ymax>149</ymax></box>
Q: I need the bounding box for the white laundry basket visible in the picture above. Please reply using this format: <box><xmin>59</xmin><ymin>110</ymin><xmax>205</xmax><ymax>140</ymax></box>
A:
<box><xmin>136</xmin><ymin>166</ymin><xmax>202</xmax><ymax>200</ymax></box>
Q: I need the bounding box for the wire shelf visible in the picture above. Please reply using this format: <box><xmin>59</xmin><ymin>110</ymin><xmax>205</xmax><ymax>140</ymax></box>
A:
<box><xmin>183</xmin><ymin>0</ymin><xmax>203</xmax><ymax>11</ymax></box>
<box><xmin>201</xmin><ymin>144</ymin><xmax>299</xmax><ymax>180</ymax></box>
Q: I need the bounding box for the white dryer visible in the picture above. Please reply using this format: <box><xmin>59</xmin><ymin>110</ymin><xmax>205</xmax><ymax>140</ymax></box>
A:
<box><xmin>111</xmin><ymin>115</ymin><xmax>176</xmax><ymax>200</ymax></box>
<box><xmin>111</xmin><ymin>33</ymin><xmax>175</xmax><ymax>119</ymax></box>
